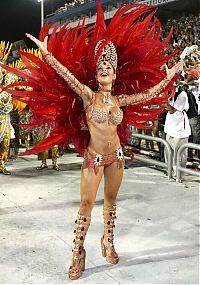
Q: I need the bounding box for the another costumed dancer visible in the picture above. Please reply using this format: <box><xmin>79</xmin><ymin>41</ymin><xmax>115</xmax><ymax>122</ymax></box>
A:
<box><xmin>0</xmin><ymin>1</ymin><xmax>183</xmax><ymax>279</ymax></box>
<box><xmin>0</xmin><ymin>69</ymin><xmax>13</xmax><ymax>175</ymax></box>
<box><xmin>0</xmin><ymin>41</ymin><xmax>26</xmax><ymax>174</ymax></box>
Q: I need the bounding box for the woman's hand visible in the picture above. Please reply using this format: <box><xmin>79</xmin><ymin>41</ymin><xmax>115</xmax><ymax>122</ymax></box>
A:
<box><xmin>165</xmin><ymin>60</ymin><xmax>184</xmax><ymax>81</ymax></box>
<box><xmin>25</xmin><ymin>33</ymin><xmax>49</xmax><ymax>56</ymax></box>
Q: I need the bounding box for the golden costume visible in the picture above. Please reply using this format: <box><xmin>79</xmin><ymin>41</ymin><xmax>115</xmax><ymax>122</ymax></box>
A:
<box><xmin>0</xmin><ymin>64</ymin><xmax>13</xmax><ymax>174</ymax></box>
<box><xmin>0</xmin><ymin>103</ymin><xmax>12</xmax><ymax>174</ymax></box>
<box><xmin>0</xmin><ymin>63</ymin><xmax>27</xmax><ymax>174</ymax></box>
<box><xmin>32</xmin><ymin>125</ymin><xmax>60</xmax><ymax>170</ymax></box>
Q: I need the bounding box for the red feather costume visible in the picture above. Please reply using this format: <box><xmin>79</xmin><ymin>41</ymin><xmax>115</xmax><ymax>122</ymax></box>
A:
<box><xmin>0</xmin><ymin>1</ymin><xmax>178</xmax><ymax>156</ymax></box>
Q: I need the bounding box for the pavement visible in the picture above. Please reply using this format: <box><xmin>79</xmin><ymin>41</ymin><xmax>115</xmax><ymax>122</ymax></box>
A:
<box><xmin>0</xmin><ymin>151</ymin><xmax>199</xmax><ymax>284</ymax></box>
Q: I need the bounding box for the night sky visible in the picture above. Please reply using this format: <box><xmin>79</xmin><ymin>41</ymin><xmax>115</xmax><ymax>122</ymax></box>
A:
<box><xmin>0</xmin><ymin>0</ymin><xmax>68</xmax><ymax>47</ymax></box>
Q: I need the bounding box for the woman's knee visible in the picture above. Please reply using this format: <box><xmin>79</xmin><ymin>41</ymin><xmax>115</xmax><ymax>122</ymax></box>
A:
<box><xmin>104</xmin><ymin>191</ymin><xmax>117</xmax><ymax>204</ymax></box>
<box><xmin>80</xmin><ymin>199</ymin><xmax>94</xmax><ymax>212</ymax></box>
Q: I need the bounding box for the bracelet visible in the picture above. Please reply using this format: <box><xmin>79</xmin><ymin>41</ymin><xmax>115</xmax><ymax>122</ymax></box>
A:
<box><xmin>43</xmin><ymin>52</ymin><xmax>51</xmax><ymax>58</ymax></box>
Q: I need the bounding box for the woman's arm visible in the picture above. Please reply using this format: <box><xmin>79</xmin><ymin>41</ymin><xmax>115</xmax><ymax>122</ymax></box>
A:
<box><xmin>44</xmin><ymin>53</ymin><xmax>92</xmax><ymax>100</ymax></box>
<box><xmin>117</xmin><ymin>78</ymin><xmax>169</xmax><ymax>106</ymax></box>
<box><xmin>117</xmin><ymin>62</ymin><xmax>183</xmax><ymax>107</ymax></box>
<box><xmin>25</xmin><ymin>34</ymin><xmax>93</xmax><ymax>104</ymax></box>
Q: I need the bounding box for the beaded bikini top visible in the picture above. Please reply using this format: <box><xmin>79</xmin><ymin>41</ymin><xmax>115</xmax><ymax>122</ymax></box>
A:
<box><xmin>92</xmin><ymin>107</ymin><xmax>123</xmax><ymax>125</ymax></box>
<box><xmin>86</xmin><ymin>93</ymin><xmax>123</xmax><ymax>126</ymax></box>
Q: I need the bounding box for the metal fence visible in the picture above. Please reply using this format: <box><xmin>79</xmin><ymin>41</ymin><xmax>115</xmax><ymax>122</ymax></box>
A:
<box><xmin>129</xmin><ymin>133</ymin><xmax>200</xmax><ymax>182</ymax></box>
<box><xmin>176</xmin><ymin>142</ymin><xmax>200</xmax><ymax>183</ymax></box>
<box><xmin>131</xmin><ymin>133</ymin><xmax>173</xmax><ymax>179</ymax></box>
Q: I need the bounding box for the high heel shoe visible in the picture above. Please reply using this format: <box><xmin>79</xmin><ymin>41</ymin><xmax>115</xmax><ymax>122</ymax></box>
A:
<box><xmin>69</xmin><ymin>249</ymin><xmax>86</xmax><ymax>280</ymax></box>
<box><xmin>101</xmin><ymin>205</ymin><xmax>119</xmax><ymax>264</ymax></box>
<box><xmin>68</xmin><ymin>214</ymin><xmax>91</xmax><ymax>280</ymax></box>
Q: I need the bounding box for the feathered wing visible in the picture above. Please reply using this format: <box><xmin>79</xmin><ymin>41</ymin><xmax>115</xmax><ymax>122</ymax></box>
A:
<box><xmin>100</xmin><ymin>3</ymin><xmax>178</xmax><ymax>144</ymax></box>
<box><xmin>0</xmin><ymin>1</ymin><xmax>177</xmax><ymax>155</ymax></box>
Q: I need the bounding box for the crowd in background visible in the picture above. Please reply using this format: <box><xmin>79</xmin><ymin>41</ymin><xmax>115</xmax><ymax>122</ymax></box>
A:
<box><xmin>55</xmin><ymin>0</ymin><xmax>93</xmax><ymax>14</ymax></box>
<box><xmin>164</xmin><ymin>15</ymin><xmax>200</xmax><ymax>51</ymax></box>
<box><xmin>54</xmin><ymin>0</ymin><xmax>148</xmax><ymax>15</ymax></box>
<box><xmin>163</xmin><ymin>14</ymin><xmax>200</xmax><ymax>68</ymax></box>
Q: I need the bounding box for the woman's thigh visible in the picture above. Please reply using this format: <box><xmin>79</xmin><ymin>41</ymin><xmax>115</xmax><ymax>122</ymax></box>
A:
<box><xmin>80</xmin><ymin>166</ymin><xmax>104</xmax><ymax>204</ymax></box>
<box><xmin>103</xmin><ymin>161</ymin><xmax>124</xmax><ymax>202</ymax></box>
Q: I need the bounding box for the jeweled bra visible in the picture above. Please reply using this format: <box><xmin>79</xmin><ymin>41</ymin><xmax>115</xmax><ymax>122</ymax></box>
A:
<box><xmin>92</xmin><ymin>107</ymin><xmax>123</xmax><ymax>125</ymax></box>
<box><xmin>86</xmin><ymin>93</ymin><xmax>123</xmax><ymax>126</ymax></box>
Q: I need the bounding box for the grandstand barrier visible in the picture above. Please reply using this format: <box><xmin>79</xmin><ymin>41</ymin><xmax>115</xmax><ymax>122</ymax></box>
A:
<box><xmin>45</xmin><ymin>0</ymin><xmax>111</xmax><ymax>23</ymax></box>
<box><xmin>130</xmin><ymin>133</ymin><xmax>173</xmax><ymax>179</ymax></box>
<box><xmin>176</xmin><ymin>142</ymin><xmax>200</xmax><ymax>183</ymax></box>
<box><xmin>45</xmin><ymin>0</ymin><xmax>178</xmax><ymax>27</ymax></box>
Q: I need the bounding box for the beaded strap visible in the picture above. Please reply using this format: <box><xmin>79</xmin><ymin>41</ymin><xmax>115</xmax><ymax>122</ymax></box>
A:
<box><xmin>44</xmin><ymin>53</ymin><xmax>86</xmax><ymax>96</ymax></box>
<box><xmin>117</xmin><ymin>77</ymin><xmax>170</xmax><ymax>107</ymax></box>
<box><xmin>103</xmin><ymin>205</ymin><xmax>117</xmax><ymax>246</ymax></box>
<box><xmin>71</xmin><ymin>214</ymin><xmax>91</xmax><ymax>260</ymax></box>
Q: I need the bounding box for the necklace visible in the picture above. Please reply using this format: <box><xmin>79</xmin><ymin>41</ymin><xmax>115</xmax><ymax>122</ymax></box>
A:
<box><xmin>102</xmin><ymin>93</ymin><xmax>112</xmax><ymax>104</ymax></box>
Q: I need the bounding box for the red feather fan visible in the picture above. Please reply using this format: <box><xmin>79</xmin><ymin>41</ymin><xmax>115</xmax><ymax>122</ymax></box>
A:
<box><xmin>0</xmin><ymin>1</ymin><xmax>178</xmax><ymax>156</ymax></box>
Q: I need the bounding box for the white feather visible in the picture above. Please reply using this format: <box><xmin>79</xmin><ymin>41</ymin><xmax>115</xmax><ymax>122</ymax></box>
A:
<box><xmin>180</xmin><ymin>45</ymin><xmax>198</xmax><ymax>60</ymax></box>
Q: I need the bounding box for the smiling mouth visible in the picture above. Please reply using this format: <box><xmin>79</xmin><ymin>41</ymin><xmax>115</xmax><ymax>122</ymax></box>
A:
<box><xmin>100</xmin><ymin>72</ymin><xmax>109</xmax><ymax>77</ymax></box>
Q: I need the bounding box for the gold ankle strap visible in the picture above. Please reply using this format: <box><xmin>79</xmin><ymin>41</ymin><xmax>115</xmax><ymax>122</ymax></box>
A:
<box><xmin>71</xmin><ymin>214</ymin><xmax>91</xmax><ymax>260</ymax></box>
<box><xmin>103</xmin><ymin>205</ymin><xmax>117</xmax><ymax>245</ymax></box>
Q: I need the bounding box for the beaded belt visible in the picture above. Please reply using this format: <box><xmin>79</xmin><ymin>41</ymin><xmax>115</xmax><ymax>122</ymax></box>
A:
<box><xmin>82</xmin><ymin>148</ymin><xmax>124</xmax><ymax>174</ymax></box>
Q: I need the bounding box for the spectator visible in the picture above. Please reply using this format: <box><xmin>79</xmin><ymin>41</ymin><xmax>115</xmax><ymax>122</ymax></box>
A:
<box><xmin>164</xmin><ymin>81</ymin><xmax>191</xmax><ymax>179</ymax></box>
<box><xmin>184</xmin><ymin>69</ymin><xmax>200</xmax><ymax>162</ymax></box>
<box><xmin>155</xmin><ymin>110</ymin><xmax>167</xmax><ymax>161</ymax></box>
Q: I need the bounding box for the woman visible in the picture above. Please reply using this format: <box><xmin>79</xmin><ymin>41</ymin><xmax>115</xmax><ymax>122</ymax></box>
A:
<box><xmin>24</xmin><ymin>35</ymin><xmax>180</xmax><ymax>280</ymax></box>
<box><xmin>0</xmin><ymin>2</ymin><xmax>182</xmax><ymax>280</ymax></box>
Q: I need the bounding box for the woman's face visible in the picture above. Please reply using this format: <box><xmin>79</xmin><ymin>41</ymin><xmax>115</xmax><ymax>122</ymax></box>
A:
<box><xmin>96</xmin><ymin>61</ymin><xmax>116</xmax><ymax>86</ymax></box>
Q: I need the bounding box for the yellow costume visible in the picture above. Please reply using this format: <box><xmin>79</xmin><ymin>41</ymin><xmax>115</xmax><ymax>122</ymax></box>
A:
<box><xmin>32</xmin><ymin>125</ymin><xmax>60</xmax><ymax>170</ymax></box>
<box><xmin>0</xmin><ymin>40</ymin><xmax>13</xmax><ymax>174</ymax></box>
<box><xmin>0</xmin><ymin>45</ymin><xmax>26</xmax><ymax>174</ymax></box>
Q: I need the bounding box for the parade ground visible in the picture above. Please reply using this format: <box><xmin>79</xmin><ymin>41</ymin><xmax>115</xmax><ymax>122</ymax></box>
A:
<box><xmin>0</xmin><ymin>152</ymin><xmax>199</xmax><ymax>284</ymax></box>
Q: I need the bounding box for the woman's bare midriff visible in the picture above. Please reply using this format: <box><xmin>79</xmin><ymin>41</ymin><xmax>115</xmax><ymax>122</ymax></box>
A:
<box><xmin>84</xmin><ymin>92</ymin><xmax>122</xmax><ymax>154</ymax></box>
<box><xmin>87</xmin><ymin>121</ymin><xmax>121</xmax><ymax>155</ymax></box>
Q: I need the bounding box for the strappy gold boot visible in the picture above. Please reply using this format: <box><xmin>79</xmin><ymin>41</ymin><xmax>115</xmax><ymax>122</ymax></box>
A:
<box><xmin>0</xmin><ymin>131</ymin><xmax>11</xmax><ymax>175</ymax></box>
<box><xmin>0</xmin><ymin>159</ymin><xmax>11</xmax><ymax>175</ymax></box>
<box><xmin>68</xmin><ymin>214</ymin><xmax>91</xmax><ymax>280</ymax></box>
<box><xmin>52</xmin><ymin>145</ymin><xmax>60</xmax><ymax>170</ymax></box>
<box><xmin>101</xmin><ymin>205</ymin><xmax>119</xmax><ymax>264</ymax></box>
<box><xmin>52</xmin><ymin>157</ymin><xmax>60</xmax><ymax>171</ymax></box>
<box><xmin>36</xmin><ymin>159</ymin><xmax>48</xmax><ymax>170</ymax></box>
<box><xmin>25</xmin><ymin>133</ymin><xmax>31</xmax><ymax>150</ymax></box>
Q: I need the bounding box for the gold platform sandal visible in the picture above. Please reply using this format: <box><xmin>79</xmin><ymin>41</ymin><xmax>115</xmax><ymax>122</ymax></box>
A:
<box><xmin>101</xmin><ymin>205</ymin><xmax>119</xmax><ymax>264</ymax></box>
<box><xmin>68</xmin><ymin>214</ymin><xmax>91</xmax><ymax>280</ymax></box>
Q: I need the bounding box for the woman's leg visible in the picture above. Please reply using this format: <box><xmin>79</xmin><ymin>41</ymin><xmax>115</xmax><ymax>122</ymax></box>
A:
<box><xmin>104</xmin><ymin>161</ymin><xmax>124</xmax><ymax>207</ymax></box>
<box><xmin>69</xmin><ymin>166</ymin><xmax>104</xmax><ymax>280</ymax></box>
<box><xmin>102</xmin><ymin>161</ymin><xmax>124</xmax><ymax>264</ymax></box>
<box><xmin>79</xmin><ymin>166</ymin><xmax>104</xmax><ymax>215</ymax></box>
